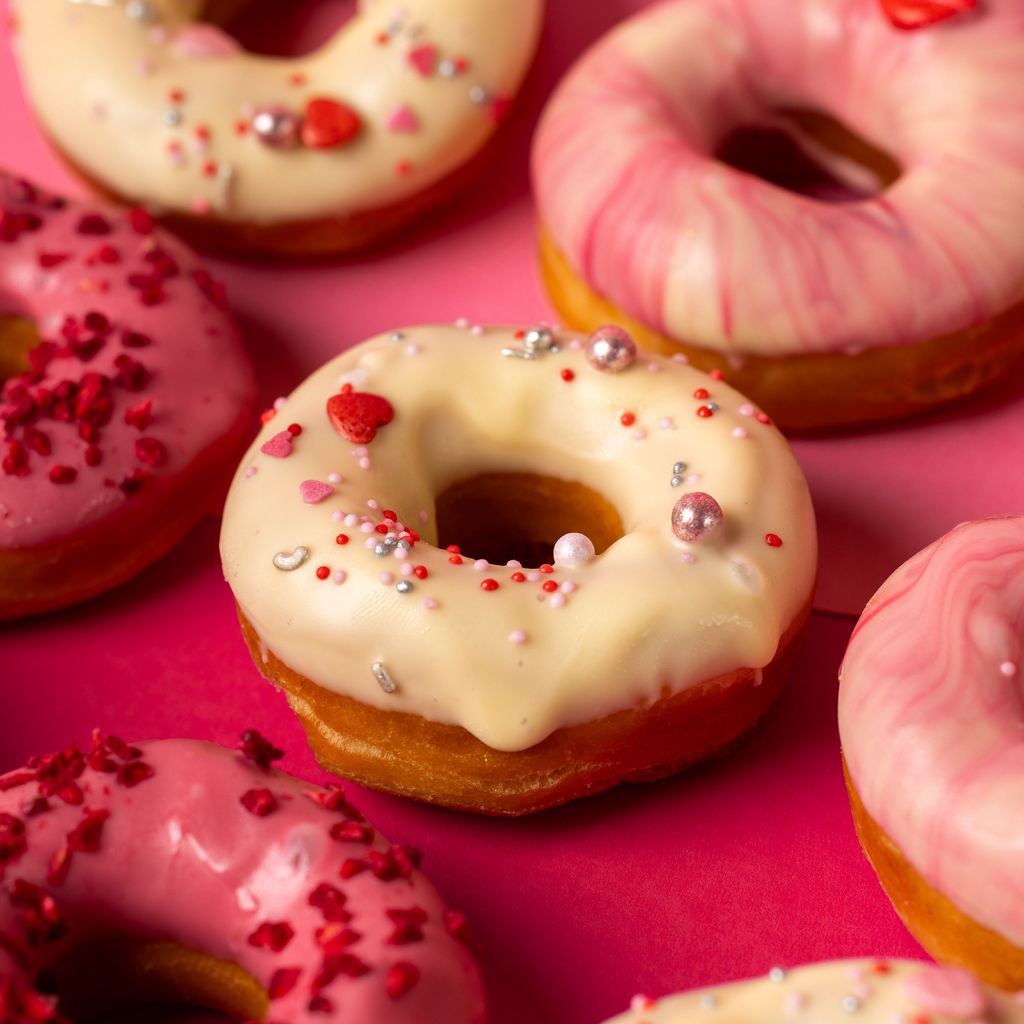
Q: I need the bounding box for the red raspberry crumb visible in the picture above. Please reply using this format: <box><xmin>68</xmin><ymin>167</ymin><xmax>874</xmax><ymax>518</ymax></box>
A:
<box><xmin>386</xmin><ymin>962</ymin><xmax>421</xmax><ymax>999</ymax></box>
<box><xmin>240</xmin><ymin>788</ymin><xmax>278</xmax><ymax>817</ymax></box>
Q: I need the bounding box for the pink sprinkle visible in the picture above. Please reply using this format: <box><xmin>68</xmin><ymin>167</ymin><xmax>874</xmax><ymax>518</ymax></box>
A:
<box><xmin>380</xmin><ymin>572</ymin><xmax>395</xmax><ymax>585</ymax></box>
<box><xmin>1000</xmin><ymin>660</ymin><xmax>1017</xmax><ymax>676</ymax></box>
<box><xmin>508</xmin><ymin>630</ymin><xmax>527</xmax><ymax>645</ymax></box>
<box><xmin>549</xmin><ymin>593</ymin><xmax>566</xmax><ymax>608</ymax></box>
<box><xmin>360</xmin><ymin>522</ymin><xmax>375</xmax><ymax>534</ymax></box>
<box><xmin>136</xmin><ymin>60</ymin><xmax>153</xmax><ymax>77</ymax></box>
<box><xmin>171</xmin><ymin>23</ymin><xmax>241</xmax><ymax>57</ymax></box>
<box><xmin>353</xmin><ymin>446</ymin><xmax>369</xmax><ymax>458</ymax></box>
<box><xmin>473</xmin><ymin>559</ymin><xmax>489</xmax><ymax>571</ymax></box>
<box><xmin>331</xmin><ymin>510</ymin><xmax>345</xmax><ymax>522</ymax></box>
<box><xmin>455</xmin><ymin>318</ymin><xmax>470</xmax><ymax>327</ymax></box>
<box><xmin>394</xmin><ymin>547</ymin><xmax>409</xmax><ymax>561</ymax></box>
<box><xmin>633</xmin><ymin>429</ymin><xmax>647</xmax><ymax>441</ymax></box>
<box><xmin>367</xmin><ymin>499</ymin><xmax>379</xmax><ymax>510</ymax></box>
<box><xmin>418</xmin><ymin>509</ymin><xmax>430</xmax><ymax>523</ymax></box>
<box><xmin>327</xmin><ymin>473</ymin><xmax>343</xmax><ymax>484</ymax></box>
<box><xmin>672</xmin><ymin>353</ymin><xmax>689</xmax><ymax>364</ymax></box>
<box><xmin>333</xmin><ymin>570</ymin><xmax>347</xmax><ymax>584</ymax></box>
<box><xmin>406</xmin><ymin>343</ymin><xmax>421</xmax><ymax>355</ymax></box>
<box><xmin>422</xmin><ymin>597</ymin><xmax>439</xmax><ymax>610</ymax></box>
<box><xmin>260</xmin><ymin>431</ymin><xmax>293</xmax><ymax>458</ymax></box>
<box><xmin>387</xmin><ymin>103</ymin><xmax>420</xmax><ymax>133</ymax></box>
<box><xmin>784</xmin><ymin>992</ymin><xmax>808</xmax><ymax>1012</ymax></box>
<box><xmin>91</xmin><ymin>101</ymin><xmax>109</xmax><ymax>120</ymax></box>
<box><xmin>364</xmin><ymin>538</ymin><xmax>376</xmax><ymax>550</ymax></box>
<box><xmin>471</xmin><ymin>325</ymin><xmax>484</xmax><ymax>336</ymax></box>
<box><xmin>646</xmin><ymin>362</ymin><xmax>660</xmax><ymax>372</ymax></box>
<box><xmin>191</xmin><ymin>197</ymin><xmax>212</xmax><ymax>216</ymax></box>
<box><xmin>344</xmin><ymin>513</ymin><xmax>359</xmax><ymax>527</ymax></box>
<box><xmin>244</xmin><ymin>466</ymin><xmax>257</xmax><ymax>478</ymax></box>
<box><xmin>739</xmin><ymin>403</ymin><xmax>755</xmax><ymax>417</ymax></box>
<box><xmin>733</xmin><ymin>426</ymin><xmax>749</xmax><ymax>439</ymax></box>
<box><xmin>630</xmin><ymin>995</ymin><xmax>656</xmax><ymax>1012</ymax></box>
<box><xmin>506</xmin><ymin>559</ymin><xmax>523</xmax><ymax>569</ymax></box>
<box><xmin>560</xmin><ymin>581</ymin><xmax>577</xmax><ymax>594</ymax></box>
<box><xmin>526</xmin><ymin>571</ymin><xmax>541</xmax><ymax>583</ymax></box>
<box><xmin>358</xmin><ymin>457</ymin><xmax>371</xmax><ymax>470</ymax></box>
<box><xmin>680</xmin><ymin>551</ymin><xmax>696</xmax><ymax>564</ymax></box>
<box><xmin>685</xmin><ymin>473</ymin><xmax>702</xmax><ymax>484</ymax></box>
<box><xmin>300</xmin><ymin>480</ymin><xmax>335</xmax><ymax>504</ymax></box>
<box><xmin>273</xmin><ymin>397</ymin><xmax>287</xmax><ymax>411</ymax></box>
<box><xmin>400</xmin><ymin>562</ymin><xmax>414</xmax><ymax>576</ymax></box>
<box><xmin>568</xmin><ymin>338</ymin><xmax>582</xmax><ymax>350</ymax></box>
<box><xmin>659</xmin><ymin>417</ymin><xmax>675</xmax><ymax>430</ymax></box>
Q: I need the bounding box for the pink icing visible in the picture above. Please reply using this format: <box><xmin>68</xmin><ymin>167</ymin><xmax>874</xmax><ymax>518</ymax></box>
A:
<box><xmin>0</xmin><ymin>174</ymin><xmax>255</xmax><ymax>551</ymax></box>
<box><xmin>0</xmin><ymin>736</ymin><xmax>485</xmax><ymax>1023</ymax></box>
<box><xmin>839</xmin><ymin>516</ymin><xmax>1024</xmax><ymax>946</ymax></box>
<box><xmin>531</xmin><ymin>0</ymin><xmax>1024</xmax><ymax>357</ymax></box>
<box><xmin>903</xmin><ymin>964</ymin><xmax>989</xmax><ymax>1020</ymax></box>
<box><xmin>171</xmin><ymin>23</ymin><xmax>244</xmax><ymax>59</ymax></box>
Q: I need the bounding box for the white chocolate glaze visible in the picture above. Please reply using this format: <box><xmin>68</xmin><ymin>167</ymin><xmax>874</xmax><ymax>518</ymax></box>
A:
<box><xmin>839</xmin><ymin>516</ymin><xmax>1024</xmax><ymax>948</ymax></box>
<box><xmin>12</xmin><ymin>0</ymin><xmax>542</xmax><ymax>224</ymax></box>
<box><xmin>220</xmin><ymin>325</ymin><xmax>816</xmax><ymax>752</ymax></box>
<box><xmin>602</xmin><ymin>960</ymin><xmax>1024</xmax><ymax>1024</ymax></box>
<box><xmin>532</xmin><ymin>0</ymin><xmax>1024</xmax><ymax>357</ymax></box>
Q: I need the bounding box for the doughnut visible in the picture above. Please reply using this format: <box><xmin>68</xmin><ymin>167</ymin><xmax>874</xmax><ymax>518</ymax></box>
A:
<box><xmin>0</xmin><ymin>731</ymin><xmax>485</xmax><ymax>1022</ymax></box>
<box><xmin>839</xmin><ymin>516</ymin><xmax>1024</xmax><ymax>990</ymax></box>
<box><xmin>11</xmin><ymin>0</ymin><xmax>544</xmax><ymax>257</ymax></box>
<box><xmin>532</xmin><ymin>0</ymin><xmax>1024</xmax><ymax>431</ymax></box>
<box><xmin>600</xmin><ymin>959</ymin><xmax>1023</xmax><ymax>1024</ymax></box>
<box><xmin>219</xmin><ymin>323</ymin><xmax>817</xmax><ymax>815</ymax></box>
<box><xmin>0</xmin><ymin>172</ymin><xmax>255</xmax><ymax>620</ymax></box>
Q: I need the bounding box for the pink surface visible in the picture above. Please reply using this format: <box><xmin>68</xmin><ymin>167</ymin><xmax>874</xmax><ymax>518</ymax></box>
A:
<box><xmin>2</xmin><ymin>1</ymin><xmax>1022</xmax><ymax>1021</ymax></box>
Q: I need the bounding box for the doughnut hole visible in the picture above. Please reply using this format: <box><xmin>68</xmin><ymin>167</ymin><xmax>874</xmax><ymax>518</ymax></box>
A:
<box><xmin>434</xmin><ymin>472</ymin><xmax>624</xmax><ymax>568</ymax></box>
<box><xmin>715</xmin><ymin>106</ymin><xmax>901</xmax><ymax>202</ymax></box>
<box><xmin>49</xmin><ymin>939</ymin><xmax>268</xmax><ymax>1021</ymax></box>
<box><xmin>202</xmin><ymin>0</ymin><xmax>356</xmax><ymax>58</ymax></box>
<box><xmin>0</xmin><ymin>314</ymin><xmax>41</xmax><ymax>383</ymax></box>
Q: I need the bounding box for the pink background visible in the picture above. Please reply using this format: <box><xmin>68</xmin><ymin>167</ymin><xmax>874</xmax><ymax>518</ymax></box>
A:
<box><xmin>2</xmin><ymin>1</ymin><xmax>1021</xmax><ymax>1020</ymax></box>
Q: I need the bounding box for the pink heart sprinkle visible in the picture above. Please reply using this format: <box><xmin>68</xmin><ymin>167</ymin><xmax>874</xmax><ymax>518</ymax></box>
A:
<box><xmin>407</xmin><ymin>44</ymin><xmax>438</xmax><ymax>76</ymax></box>
<box><xmin>260</xmin><ymin>431</ymin><xmax>293</xmax><ymax>458</ymax></box>
<box><xmin>300</xmin><ymin>480</ymin><xmax>336</xmax><ymax>504</ymax></box>
<box><xmin>904</xmin><ymin>965</ymin><xmax>988</xmax><ymax>1021</ymax></box>
<box><xmin>172</xmin><ymin>23</ymin><xmax>243</xmax><ymax>58</ymax></box>
<box><xmin>387</xmin><ymin>103</ymin><xmax>420</xmax><ymax>133</ymax></box>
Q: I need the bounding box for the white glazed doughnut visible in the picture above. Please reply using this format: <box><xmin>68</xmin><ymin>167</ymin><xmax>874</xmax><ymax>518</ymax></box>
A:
<box><xmin>602</xmin><ymin>960</ymin><xmax>1024</xmax><ymax>1024</ymax></box>
<box><xmin>11</xmin><ymin>0</ymin><xmax>543</xmax><ymax>255</ymax></box>
<box><xmin>220</xmin><ymin>323</ymin><xmax>817</xmax><ymax>814</ymax></box>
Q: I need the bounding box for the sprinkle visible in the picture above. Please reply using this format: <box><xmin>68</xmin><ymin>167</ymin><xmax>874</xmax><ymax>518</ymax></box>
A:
<box><xmin>273</xmin><ymin>546</ymin><xmax>309</xmax><ymax>571</ymax></box>
<box><xmin>785</xmin><ymin>992</ymin><xmax>808</xmax><ymax>1012</ymax></box>
<box><xmin>697</xmin><ymin>405</ymin><xmax>714</xmax><ymax>418</ymax></box>
<box><xmin>700</xmin><ymin>994</ymin><xmax>718</xmax><ymax>1009</ymax></box>
<box><xmin>396</xmin><ymin>580</ymin><xmax>414</xmax><ymax>594</ymax></box>
<box><xmin>733</xmin><ymin>426</ymin><xmax>749</xmax><ymax>439</ymax></box>
<box><xmin>739</xmin><ymin>404</ymin><xmax>755</xmax><ymax>416</ymax></box>
<box><xmin>327</xmin><ymin>472</ymin><xmax>343</xmax><ymax>484</ymax></box>
<box><xmin>245</xmin><ymin>466</ymin><xmax>257</xmax><ymax>478</ymax></box>
<box><xmin>1000</xmin><ymin>660</ymin><xmax>1017</xmax><ymax>677</ymax></box>
<box><xmin>509</xmin><ymin>630</ymin><xmax>527</xmax><ymax>645</ymax></box>
<box><xmin>630</xmin><ymin>995</ymin><xmax>656</xmax><ymax>1012</ymax></box>
<box><xmin>693</xmin><ymin>387</ymin><xmax>709</xmax><ymax>400</ymax></box>
<box><xmin>560</xmin><ymin>581</ymin><xmax>577</xmax><ymax>594</ymax></box>
<box><xmin>387</xmin><ymin>104</ymin><xmax>420</xmax><ymax>133</ymax></box>
<box><xmin>316</xmin><ymin>566</ymin><xmax>330</xmax><ymax>580</ymax></box>
<box><xmin>620</xmin><ymin>411</ymin><xmax>636</xmax><ymax>427</ymax></box>
<box><xmin>560</xmin><ymin>368</ymin><xmax>575</xmax><ymax>382</ymax></box>
<box><xmin>480</xmin><ymin>578</ymin><xmax>499</xmax><ymax>591</ymax></box>
<box><xmin>769</xmin><ymin>967</ymin><xmax>787</xmax><ymax>983</ymax></box>
<box><xmin>548</xmin><ymin>592</ymin><xmax>566</xmax><ymax>608</ymax></box>
<box><xmin>673</xmin><ymin>461</ymin><xmax>687</xmax><ymax>475</ymax></box>
<box><xmin>336</xmin><ymin>534</ymin><xmax>349</xmax><ymax>545</ymax></box>
<box><xmin>379</xmin><ymin>572</ymin><xmax>395</xmax><ymax>585</ymax></box>
<box><xmin>332</xmin><ymin>570</ymin><xmax>347</xmax><ymax>585</ymax></box>
<box><xmin>841</xmin><ymin>995</ymin><xmax>861</xmax><ymax>1013</ymax></box>
<box><xmin>473</xmin><ymin>559</ymin><xmax>489</xmax><ymax>571</ymax></box>
<box><xmin>765</xmin><ymin>533</ymin><xmax>784</xmax><ymax>547</ymax></box>
<box><xmin>372</xmin><ymin>662</ymin><xmax>397</xmax><ymax>694</ymax></box>
<box><xmin>422</xmin><ymin>597</ymin><xmax>438</xmax><ymax>610</ymax></box>
<box><xmin>300</xmin><ymin>480</ymin><xmax>335</xmax><ymax>504</ymax></box>
<box><xmin>633</xmin><ymin>428</ymin><xmax>647</xmax><ymax>441</ymax></box>
<box><xmin>659</xmin><ymin>417</ymin><xmax>675</xmax><ymax>430</ymax></box>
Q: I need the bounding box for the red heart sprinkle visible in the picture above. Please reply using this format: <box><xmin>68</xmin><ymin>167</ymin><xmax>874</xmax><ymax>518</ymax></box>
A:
<box><xmin>301</xmin><ymin>97</ymin><xmax>362</xmax><ymax>150</ymax></box>
<box><xmin>879</xmin><ymin>0</ymin><xmax>976</xmax><ymax>29</ymax></box>
<box><xmin>327</xmin><ymin>390</ymin><xmax>394</xmax><ymax>444</ymax></box>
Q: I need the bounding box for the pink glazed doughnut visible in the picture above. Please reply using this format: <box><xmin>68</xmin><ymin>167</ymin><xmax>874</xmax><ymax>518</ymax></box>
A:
<box><xmin>533</xmin><ymin>0</ymin><xmax>1024</xmax><ymax>431</ymax></box>
<box><xmin>0</xmin><ymin>732</ymin><xmax>485</xmax><ymax>1023</ymax></box>
<box><xmin>0</xmin><ymin>173</ymin><xmax>255</xmax><ymax>620</ymax></box>
<box><xmin>839</xmin><ymin>516</ymin><xmax>1024</xmax><ymax>989</ymax></box>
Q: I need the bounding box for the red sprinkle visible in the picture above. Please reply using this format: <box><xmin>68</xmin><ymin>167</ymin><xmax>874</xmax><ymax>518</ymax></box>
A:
<box><xmin>240</xmin><ymin>788</ymin><xmax>278</xmax><ymax>817</ymax></box>
<box><xmin>335</xmin><ymin>534</ymin><xmax>349</xmax><ymax>545</ymax></box>
<box><xmin>538</xmin><ymin>564</ymin><xmax>554</xmax><ymax>574</ymax></box>
<box><xmin>765</xmin><ymin>533</ymin><xmax>784</xmax><ymax>548</ymax></box>
<box><xmin>38</xmin><ymin>252</ymin><xmax>70</xmax><ymax>269</ymax></box>
<box><xmin>448</xmin><ymin>554</ymin><xmax>463</xmax><ymax>565</ymax></box>
<box><xmin>386</xmin><ymin>962</ymin><xmax>421</xmax><ymax>1000</ymax></box>
<box><xmin>696</xmin><ymin>405</ymin><xmax>714</xmax><ymax>418</ymax></box>
<box><xmin>116</xmin><ymin>761</ymin><xmax>154</xmax><ymax>788</ymax></box>
<box><xmin>480</xmin><ymin>578</ymin><xmax>499</xmax><ymax>592</ymax></box>
<box><xmin>374</xmin><ymin>523</ymin><xmax>389</xmax><ymax>535</ymax></box>
<box><xmin>444</xmin><ymin>909</ymin><xmax>472</xmax><ymax>945</ymax></box>
<box><xmin>541</xmin><ymin>580</ymin><xmax>558</xmax><ymax>593</ymax></box>
<box><xmin>134</xmin><ymin>436</ymin><xmax>168</xmax><ymax>468</ymax></box>
<box><xmin>48</xmin><ymin>465</ymin><xmax>77</xmax><ymax>485</ymax></box>
<box><xmin>693</xmin><ymin>387</ymin><xmax>709</xmax><ymax>400</ymax></box>
<box><xmin>308</xmin><ymin>882</ymin><xmax>350</xmax><ymax>923</ymax></box>
<box><xmin>756</xmin><ymin>412</ymin><xmax>772</xmax><ymax>425</ymax></box>
<box><xmin>560</xmin><ymin>368</ymin><xmax>575</xmax><ymax>382</ymax></box>
<box><xmin>619</xmin><ymin>411</ymin><xmax>636</xmax><ymax>427</ymax></box>
<box><xmin>268</xmin><ymin>967</ymin><xmax>301</xmax><ymax>1000</ymax></box>
<box><xmin>287</xmin><ymin>423</ymin><xmax>303</xmax><ymax>436</ymax></box>
<box><xmin>168</xmin><ymin>88</ymin><xmax>185</xmax><ymax>104</ymax></box>
<box><xmin>248</xmin><ymin>921</ymin><xmax>295</xmax><ymax>953</ymax></box>
<box><xmin>510</xmin><ymin>572</ymin><xmax>526</xmax><ymax>583</ymax></box>
<box><xmin>709</xmin><ymin>369</ymin><xmax>725</xmax><ymax>381</ymax></box>
<box><xmin>238</xmin><ymin>729</ymin><xmax>284</xmax><ymax>771</ymax></box>
<box><xmin>329</xmin><ymin>820</ymin><xmax>375</xmax><ymax>844</ymax></box>
<box><xmin>128</xmin><ymin>208</ymin><xmax>155</xmax><ymax>235</ymax></box>
<box><xmin>412</xmin><ymin>565</ymin><xmax>428</xmax><ymax>580</ymax></box>
<box><xmin>316</xmin><ymin>566</ymin><xmax>331</xmax><ymax>580</ymax></box>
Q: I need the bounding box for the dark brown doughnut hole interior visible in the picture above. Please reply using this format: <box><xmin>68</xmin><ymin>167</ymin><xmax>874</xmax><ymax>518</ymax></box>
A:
<box><xmin>434</xmin><ymin>472</ymin><xmax>624</xmax><ymax>569</ymax></box>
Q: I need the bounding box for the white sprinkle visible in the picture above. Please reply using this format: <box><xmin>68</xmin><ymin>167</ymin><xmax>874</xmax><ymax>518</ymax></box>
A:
<box><xmin>841</xmin><ymin>995</ymin><xmax>861</xmax><ymax>1013</ymax></box>
<box><xmin>372</xmin><ymin>662</ymin><xmax>397</xmax><ymax>694</ymax></box>
<box><xmin>685</xmin><ymin>473</ymin><xmax>702</xmax><ymax>484</ymax></box>
<box><xmin>272</xmin><ymin>546</ymin><xmax>309</xmax><ymax>572</ymax></box>
<box><xmin>455</xmin><ymin>317</ymin><xmax>470</xmax><ymax>327</ymax></box>
<box><xmin>633</xmin><ymin>429</ymin><xmax>648</xmax><ymax>441</ymax></box>
<box><xmin>344</xmin><ymin>513</ymin><xmax>359</xmax><ymax>527</ymax></box>
<box><xmin>699</xmin><ymin>994</ymin><xmax>718</xmax><ymax>1010</ymax></box>
<box><xmin>769</xmin><ymin>967</ymin><xmax>787</xmax><ymax>983</ymax></box>
<box><xmin>379</xmin><ymin>572</ymin><xmax>394</xmax><ymax>585</ymax></box>
<box><xmin>526</xmin><ymin>571</ymin><xmax>541</xmax><ymax>583</ymax></box>
<box><xmin>508</xmin><ymin>630</ymin><xmax>527</xmax><ymax>645</ymax></box>
<box><xmin>560</xmin><ymin>581</ymin><xmax>577</xmax><ymax>594</ymax></box>
<box><xmin>733</xmin><ymin>426</ymin><xmax>749</xmax><ymax>439</ymax></box>
<box><xmin>473</xmin><ymin>559</ymin><xmax>489</xmax><ymax>571</ymax></box>
<box><xmin>506</xmin><ymin>559</ymin><xmax>523</xmax><ymax>569</ymax></box>
<box><xmin>360</xmin><ymin>522</ymin><xmax>375</xmax><ymax>534</ymax></box>
<box><xmin>327</xmin><ymin>472</ymin><xmax>343</xmax><ymax>484</ymax></box>
<box><xmin>549</xmin><ymin>593</ymin><xmax>566</xmax><ymax>608</ymax></box>
<box><xmin>331</xmin><ymin>510</ymin><xmax>344</xmax><ymax>522</ymax></box>
<box><xmin>364</xmin><ymin>538</ymin><xmax>376</xmax><ymax>550</ymax></box>
<box><xmin>393</xmin><ymin>547</ymin><xmax>409</xmax><ymax>561</ymax></box>
<box><xmin>406</xmin><ymin>343</ymin><xmax>421</xmax><ymax>355</ymax></box>
<box><xmin>471</xmin><ymin>324</ymin><xmax>484</xmax><ymax>336</ymax></box>
<box><xmin>332</xmin><ymin>570</ymin><xmax>347</xmax><ymax>585</ymax></box>
<box><xmin>659</xmin><ymin>417</ymin><xmax>675</xmax><ymax>430</ymax></box>
<box><xmin>353</xmin><ymin>446</ymin><xmax>368</xmax><ymax>457</ymax></box>
<box><xmin>739</xmin><ymin>403</ymin><xmax>755</xmax><ymax>417</ymax></box>
<box><xmin>358</xmin><ymin>457</ymin><xmax>371</xmax><ymax>470</ymax></box>
<box><xmin>1000</xmin><ymin>660</ymin><xmax>1017</xmax><ymax>677</ymax></box>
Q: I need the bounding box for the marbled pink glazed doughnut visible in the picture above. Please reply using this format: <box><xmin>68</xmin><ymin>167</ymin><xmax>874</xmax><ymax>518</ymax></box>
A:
<box><xmin>532</xmin><ymin>0</ymin><xmax>1024</xmax><ymax>430</ymax></box>
<box><xmin>0</xmin><ymin>733</ymin><xmax>485</xmax><ymax>1023</ymax></box>
<box><xmin>839</xmin><ymin>515</ymin><xmax>1024</xmax><ymax>989</ymax></box>
<box><xmin>0</xmin><ymin>172</ymin><xmax>255</xmax><ymax>619</ymax></box>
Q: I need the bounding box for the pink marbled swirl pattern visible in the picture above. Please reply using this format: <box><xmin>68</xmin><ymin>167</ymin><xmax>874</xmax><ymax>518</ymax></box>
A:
<box><xmin>532</xmin><ymin>0</ymin><xmax>1024</xmax><ymax>357</ymax></box>
<box><xmin>839</xmin><ymin>516</ymin><xmax>1024</xmax><ymax>946</ymax></box>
